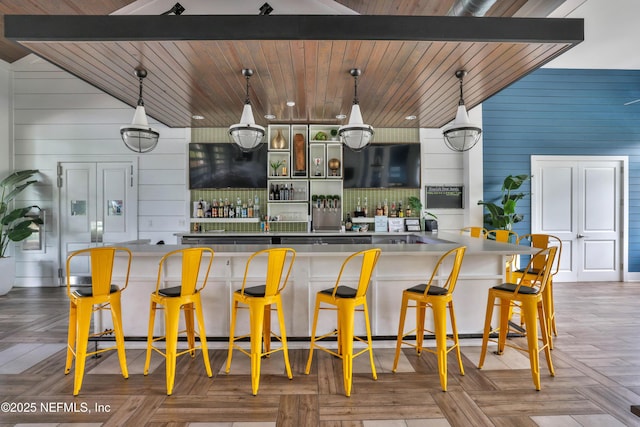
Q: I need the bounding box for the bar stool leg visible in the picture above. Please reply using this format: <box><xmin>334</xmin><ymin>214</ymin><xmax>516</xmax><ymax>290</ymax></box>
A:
<box><xmin>521</xmin><ymin>299</ymin><xmax>541</xmax><ymax>391</ymax></box>
<box><xmin>276</xmin><ymin>298</ymin><xmax>292</xmax><ymax>379</ymax></box>
<box><xmin>304</xmin><ymin>298</ymin><xmax>322</xmax><ymax>374</ymax></box>
<box><xmin>73</xmin><ymin>301</ymin><xmax>92</xmax><ymax>396</ymax></box>
<box><xmin>416</xmin><ymin>302</ymin><xmax>426</xmax><ymax>355</ymax></box>
<box><xmin>338</xmin><ymin>300</ymin><xmax>355</xmax><ymax>397</ymax></box>
<box><xmin>448</xmin><ymin>301</ymin><xmax>465</xmax><ymax>376</ymax></box>
<box><xmin>432</xmin><ymin>298</ymin><xmax>449</xmax><ymax>391</ymax></box>
<box><xmin>363</xmin><ymin>300</ymin><xmax>377</xmax><ymax>380</ymax></box>
<box><xmin>392</xmin><ymin>293</ymin><xmax>409</xmax><ymax>372</ymax></box>
<box><xmin>109</xmin><ymin>294</ymin><xmax>128</xmax><ymax>378</ymax></box>
<box><xmin>184</xmin><ymin>302</ymin><xmax>196</xmax><ymax>357</ymax></box>
<box><xmin>478</xmin><ymin>292</ymin><xmax>495</xmax><ymax>369</ymax></box>
<box><xmin>143</xmin><ymin>300</ymin><xmax>157</xmax><ymax>375</ymax></box>
<box><xmin>249</xmin><ymin>302</ymin><xmax>265</xmax><ymax>396</ymax></box>
<box><xmin>65</xmin><ymin>301</ymin><xmax>77</xmax><ymax>375</ymax></box>
<box><xmin>194</xmin><ymin>297</ymin><xmax>212</xmax><ymax>377</ymax></box>
<box><xmin>225</xmin><ymin>300</ymin><xmax>238</xmax><ymax>374</ymax></box>
<box><xmin>164</xmin><ymin>300</ymin><xmax>181</xmax><ymax>396</ymax></box>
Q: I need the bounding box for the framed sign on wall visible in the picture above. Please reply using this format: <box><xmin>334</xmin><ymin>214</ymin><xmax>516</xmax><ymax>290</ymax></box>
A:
<box><xmin>425</xmin><ymin>185</ymin><xmax>464</xmax><ymax>209</ymax></box>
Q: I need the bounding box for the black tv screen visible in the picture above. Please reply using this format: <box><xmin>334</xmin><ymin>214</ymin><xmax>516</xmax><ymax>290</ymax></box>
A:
<box><xmin>343</xmin><ymin>143</ymin><xmax>421</xmax><ymax>188</ymax></box>
<box><xmin>189</xmin><ymin>143</ymin><xmax>267</xmax><ymax>189</ymax></box>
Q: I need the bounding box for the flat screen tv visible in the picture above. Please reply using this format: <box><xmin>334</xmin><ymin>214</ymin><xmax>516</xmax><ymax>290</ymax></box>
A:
<box><xmin>189</xmin><ymin>143</ymin><xmax>267</xmax><ymax>189</ymax></box>
<box><xmin>342</xmin><ymin>143</ymin><xmax>421</xmax><ymax>188</ymax></box>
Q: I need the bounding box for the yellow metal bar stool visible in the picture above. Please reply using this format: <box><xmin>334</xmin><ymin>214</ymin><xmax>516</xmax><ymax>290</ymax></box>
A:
<box><xmin>512</xmin><ymin>234</ymin><xmax>562</xmax><ymax>347</ymax></box>
<box><xmin>143</xmin><ymin>247</ymin><xmax>214</xmax><ymax>395</ymax></box>
<box><xmin>305</xmin><ymin>248</ymin><xmax>381</xmax><ymax>397</ymax></box>
<box><xmin>225</xmin><ymin>247</ymin><xmax>296</xmax><ymax>396</ymax></box>
<box><xmin>478</xmin><ymin>246</ymin><xmax>557</xmax><ymax>390</ymax></box>
<box><xmin>65</xmin><ymin>246</ymin><xmax>132</xmax><ymax>396</ymax></box>
<box><xmin>392</xmin><ymin>246</ymin><xmax>466</xmax><ymax>391</ymax></box>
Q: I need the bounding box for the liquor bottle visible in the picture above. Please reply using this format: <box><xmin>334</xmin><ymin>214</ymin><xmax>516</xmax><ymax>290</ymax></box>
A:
<box><xmin>376</xmin><ymin>201</ymin><xmax>383</xmax><ymax>216</ymax></box>
<box><xmin>223</xmin><ymin>198</ymin><xmax>229</xmax><ymax>218</ymax></box>
<box><xmin>269</xmin><ymin>184</ymin><xmax>274</xmax><ymax>200</ymax></box>
<box><xmin>290</xmin><ymin>184</ymin><xmax>295</xmax><ymax>201</ymax></box>
<box><xmin>383</xmin><ymin>199</ymin><xmax>389</xmax><ymax>217</ymax></box>
<box><xmin>275</xmin><ymin>184</ymin><xmax>280</xmax><ymax>200</ymax></box>
<box><xmin>356</xmin><ymin>197</ymin><xmax>361</xmax><ymax>214</ymax></box>
<box><xmin>363</xmin><ymin>197</ymin><xmax>368</xmax><ymax>217</ymax></box>
<box><xmin>390</xmin><ymin>201</ymin><xmax>397</xmax><ymax>217</ymax></box>
<box><xmin>218</xmin><ymin>198</ymin><xmax>224</xmax><ymax>218</ymax></box>
<box><xmin>282</xmin><ymin>184</ymin><xmax>288</xmax><ymax>201</ymax></box>
<box><xmin>211</xmin><ymin>199</ymin><xmax>218</xmax><ymax>218</ymax></box>
<box><xmin>253</xmin><ymin>194</ymin><xmax>260</xmax><ymax>218</ymax></box>
<box><xmin>196</xmin><ymin>200</ymin><xmax>204</xmax><ymax>218</ymax></box>
<box><xmin>247</xmin><ymin>198</ymin><xmax>253</xmax><ymax>218</ymax></box>
<box><xmin>242</xmin><ymin>201</ymin><xmax>248</xmax><ymax>218</ymax></box>
<box><xmin>398</xmin><ymin>201</ymin><xmax>404</xmax><ymax>218</ymax></box>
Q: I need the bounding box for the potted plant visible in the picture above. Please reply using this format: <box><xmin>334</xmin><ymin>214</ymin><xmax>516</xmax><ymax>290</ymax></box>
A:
<box><xmin>477</xmin><ymin>174</ymin><xmax>530</xmax><ymax>230</ymax></box>
<box><xmin>407</xmin><ymin>196</ymin><xmax>438</xmax><ymax>231</ymax></box>
<box><xmin>0</xmin><ymin>169</ymin><xmax>42</xmax><ymax>296</ymax></box>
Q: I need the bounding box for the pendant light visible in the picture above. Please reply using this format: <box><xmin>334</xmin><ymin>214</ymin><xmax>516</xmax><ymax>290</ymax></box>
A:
<box><xmin>338</xmin><ymin>68</ymin><xmax>374</xmax><ymax>151</ymax></box>
<box><xmin>229</xmin><ymin>68</ymin><xmax>265</xmax><ymax>152</ymax></box>
<box><xmin>120</xmin><ymin>69</ymin><xmax>160</xmax><ymax>153</ymax></box>
<box><xmin>442</xmin><ymin>70</ymin><xmax>482</xmax><ymax>152</ymax></box>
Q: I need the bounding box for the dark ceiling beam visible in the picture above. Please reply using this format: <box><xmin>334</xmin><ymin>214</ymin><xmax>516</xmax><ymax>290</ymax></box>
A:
<box><xmin>5</xmin><ymin>15</ymin><xmax>583</xmax><ymax>45</ymax></box>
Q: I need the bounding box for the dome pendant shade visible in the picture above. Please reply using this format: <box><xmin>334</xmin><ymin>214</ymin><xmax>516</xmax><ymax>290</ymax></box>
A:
<box><xmin>442</xmin><ymin>104</ymin><xmax>482</xmax><ymax>152</ymax></box>
<box><xmin>229</xmin><ymin>104</ymin><xmax>265</xmax><ymax>151</ymax></box>
<box><xmin>229</xmin><ymin>68</ymin><xmax>265</xmax><ymax>152</ymax></box>
<box><xmin>120</xmin><ymin>69</ymin><xmax>159</xmax><ymax>153</ymax></box>
<box><xmin>338</xmin><ymin>104</ymin><xmax>374</xmax><ymax>151</ymax></box>
<box><xmin>443</xmin><ymin>69</ymin><xmax>481</xmax><ymax>152</ymax></box>
<box><xmin>339</xmin><ymin>68</ymin><xmax>374</xmax><ymax>151</ymax></box>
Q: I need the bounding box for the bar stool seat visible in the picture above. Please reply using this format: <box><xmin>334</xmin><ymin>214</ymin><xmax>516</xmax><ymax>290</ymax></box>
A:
<box><xmin>64</xmin><ymin>246</ymin><xmax>132</xmax><ymax>396</ymax></box>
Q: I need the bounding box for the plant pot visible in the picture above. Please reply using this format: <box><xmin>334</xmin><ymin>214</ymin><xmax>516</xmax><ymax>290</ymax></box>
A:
<box><xmin>0</xmin><ymin>257</ymin><xmax>16</xmax><ymax>296</ymax></box>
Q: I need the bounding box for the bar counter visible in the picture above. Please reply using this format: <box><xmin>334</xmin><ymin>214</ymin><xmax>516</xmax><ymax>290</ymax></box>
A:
<box><xmin>103</xmin><ymin>231</ymin><xmax>536</xmax><ymax>340</ymax></box>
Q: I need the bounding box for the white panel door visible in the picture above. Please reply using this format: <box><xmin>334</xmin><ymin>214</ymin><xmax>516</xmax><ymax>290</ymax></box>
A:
<box><xmin>531</xmin><ymin>157</ymin><xmax>623</xmax><ymax>282</ymax></box>
<box><xmin>59</xmin><ymin>161</ymin><xmax>137</xmax><ymax>281</ymax></box>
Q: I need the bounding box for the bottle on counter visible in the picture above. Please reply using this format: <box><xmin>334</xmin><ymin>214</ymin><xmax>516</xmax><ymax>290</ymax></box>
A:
<box><xmin>253</xmin><ymin>194</ymin><xmax>260</xmax><ymax>218</ymax></box>
<box><xmin>247</xmin><ymin>198</ymin><xmax>253</xmax><ymax>218</ymax></box>
<box><xmin>345</xmin><ymin>213</ymin><xmax>353</xmax><ymax>231</ymax></box>
<box><xmin>398</xmin><ymin>201</ymin><xmax>404</xmax><ymax>218</ymax></box>
<box><xmin>356</xmin><ymin>197</ymin><xmax>361</xmax><ymax>214</ymax></box>
<box><xmin>275</xmin><ymin>184</ymin><xmax>280</xmax><ymax>200</ymax></box>
<box><xmin>211</xmin><ymin>199</ymin><xmax>218</xmax><ymax>218</ymax></box>
<box><xmin>363</xmin><ymin>197</ymin><xmax>368</xmax><ymax>217</ymax></box>
<box><xmin>269</xmin><ymin>184</ymin><xmax>274</xmax><ymax>200</ymax></box>
<box><xmin>383</xmin><ymin>199</ymin><xmax>389</xmax><ymax>217</ymax></box>
<box><xmin>224</xmin><ymin>198</ymin><xmax>229</xmax><ymax>218</ymax></box>
<box><xmin>290</xmin><ymin>184</ymin><xmax>295</xmax><ymax>201</ymax></box>
<box><xmin>218</xmin><ymin>198</ymin><xmax>224</xmax><ymax>218</ymax></box>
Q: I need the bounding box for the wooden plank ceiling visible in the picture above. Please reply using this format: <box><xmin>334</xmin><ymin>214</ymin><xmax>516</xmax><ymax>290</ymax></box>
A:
<box><xmin>2</xmin><ymin>0</ymin><xmax>583</xmax><ymax>129</ymax></box>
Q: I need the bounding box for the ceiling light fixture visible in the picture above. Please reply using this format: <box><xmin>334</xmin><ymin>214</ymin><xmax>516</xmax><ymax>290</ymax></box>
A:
<box><xmin>120</xmin><ymin>68</ymin><xmax>159</xmax><ymax>153</ymax></box>
<box><xmin>338</xmin><ymin>68</ymin><xmax>374</xmax><ymax>151</ymax></box>
<box><xmin>442</xmin><ymin>70</ymin><xmax>482</xmax><ymax>152</ymax></box>
<box><xmin>229</xmin><ymin>68</ymin><xmax>265</xmax><ymax>152</ymax></box>
<box><xmin>264</xmin><ymin>114</ymin><xmax>276</xmax><ymax>120</ymax></box>
<box><xmin>161</xmin><ymin>2</ymin><xmax>185</xmax><ymax>15</ymax></box>
<box><xmin>286</xmin><ymin>101</ymin><xmax>295</xmax><ymax>107</ymax></box>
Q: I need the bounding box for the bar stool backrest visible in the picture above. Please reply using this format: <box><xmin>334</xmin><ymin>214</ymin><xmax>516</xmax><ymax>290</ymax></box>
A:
<box><xmin>241</xmin><ymin>248</ymin><xmax>296</xmax><ymax>297</ymax></box>
<box><xmin>518</xmin><ymin>233</ymin><xmax>562</xmax><ymax>276</ymax></box>
<box><xmin>515</xmin><ymin>246</ymin><xmax>557</xmax><ymax>294</ymax></box>
<box><xmin>460</xmin><ymin>226</ymin><xmax>488</xmax><ymax>238</ymax></box>
<box><xmin>66</xmin><ymin>247</ymin><xmax>132</xmax><ymax>298</ymax></box>
<box><xmin>423</xmin><ymin>246</ymin><xmax>466</xmax><ymax>296</ymax></box>
<box><xmin>333</xmin><ymin>248</ymin><xmax>381</xmax><ymax>298</ymax></box>
<box><xmin>155</xmin><ymin>247</ymin><xmax>214</xmax><ymax>297</ymax></box>
<box><xmin>487</xmin><ymin>229</ymin><xmax>519</xmax><ymax>244</ymax></box>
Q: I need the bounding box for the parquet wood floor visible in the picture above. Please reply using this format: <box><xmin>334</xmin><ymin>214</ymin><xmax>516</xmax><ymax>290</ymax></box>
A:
<box><xmin>0</xmin><ymin>282</ymin><xmax>639</xmax><ymax>426</ymax></box>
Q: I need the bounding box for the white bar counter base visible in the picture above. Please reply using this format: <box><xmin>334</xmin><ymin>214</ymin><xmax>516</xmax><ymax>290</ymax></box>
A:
<box><xmin>101</xmin><ymin>231</ymin><xmax>536</xmax><ymax>341</ymax></box>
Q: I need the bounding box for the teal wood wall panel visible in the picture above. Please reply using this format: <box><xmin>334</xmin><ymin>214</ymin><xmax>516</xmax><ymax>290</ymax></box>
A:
<box><xmin>483</xmin><ymin>68</ymin><xmax>640</xmax><ymax>272</ymax></box>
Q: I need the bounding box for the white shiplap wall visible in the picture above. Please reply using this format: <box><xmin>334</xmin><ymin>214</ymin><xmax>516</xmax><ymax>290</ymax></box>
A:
<box><xmin>10</xmin><ymin>56</ymin><xmax>190</xmax><ymax>286</ymax></box>
<box><xmin>420</xmin><ymin>105</ymin><xmax>484</xmax><ymax>232</ymax></box>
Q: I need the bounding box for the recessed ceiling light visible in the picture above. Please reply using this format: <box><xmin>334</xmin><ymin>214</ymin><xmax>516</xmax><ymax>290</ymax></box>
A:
<box><xmin>192</xmin><ymin>114</ymin><xmax>204</xmax><ymax>120</ymax></box>
<box><xmin>336</xmin><ymin>114</ymin><xmax>347</xmax><ymax>120</ymax></box>
<box><xmin>286</xmin><ymin>101</ymin><xmax>295</xmax><ymax>107</ymax></box>
<box><xmin>405</xmin><ymin>115</ymin><xmax>417</xmax><ymax>120</ymax></box>
<box><xmin>264</xmin><ymin>114</ymin><xmax>276</xmax><ymax>120</ymax></box>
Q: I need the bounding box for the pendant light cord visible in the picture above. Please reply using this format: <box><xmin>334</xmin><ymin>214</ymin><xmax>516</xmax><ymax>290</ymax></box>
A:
<box><xmin>138</xmin><ymin>75</ymin><xmax>145</xmax><ymax>107</ymax></box>
<box><xmin>353</xmin><ymin>74</ymin><xmax>359</xmax><ymax>105</ymax></box>
<box><xmin>458</xmin><ymin>75</ymin><xmax>465</xmax><ymax>106</ymax></box>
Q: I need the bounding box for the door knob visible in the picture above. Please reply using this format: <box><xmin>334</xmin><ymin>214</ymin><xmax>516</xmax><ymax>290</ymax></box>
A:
<box><xmin>577</xmin><ymin>234</ymin><xmax>585</xmax><ymax>238</ymax></box>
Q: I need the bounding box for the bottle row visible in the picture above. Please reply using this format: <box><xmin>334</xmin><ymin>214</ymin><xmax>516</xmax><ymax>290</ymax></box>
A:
<box><xmin>193</xmin><ymin>196</ymin><xmax>261</xmax><ymax>219</ymax></box>
<box><xmin>349</xmin><ymin>198</ymin><xmax>413</xmax><ymax>219</ymax></box>
<box><xmin>268</xmin><ymin>182</ymin><xmax>307</xmax><ymax>201</ymax></box>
